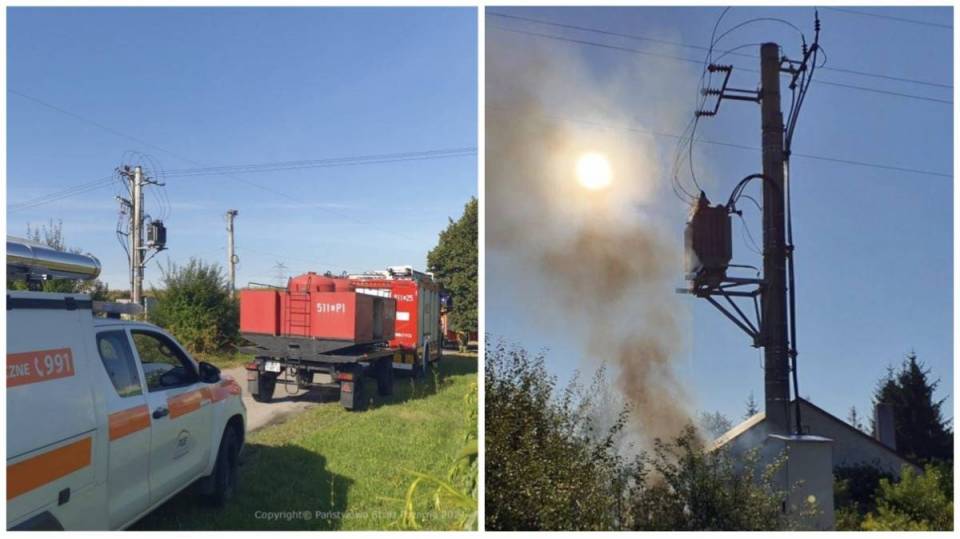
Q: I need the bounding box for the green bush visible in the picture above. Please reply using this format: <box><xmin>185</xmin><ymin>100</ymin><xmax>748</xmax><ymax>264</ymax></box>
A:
<box><xmin>861</xmin><ymin>465</ymin><xmax>953</xmax><ymax>531</ymax></box>
<box><xmin>399</xmin><ymin>382</ymin><xmax>478</xmax><ymax>530</ymax></box>
<box><xmin>149</xmin><ymin>258</ymin><xmax>238</xmax><ymax>354</ymax></box>
<box><xmin>833</xmin><ymin>463</ymin><xmax>894</xmax><ymax>528</ymax></box>
<box><xmin>626</xmin><ymin>427</ymin><xmax>792</xmax><ymax>531</ymax></box>
<box><xmin>485</xmin><ymin>341</ymin><xmax>624</xmax><ymax>530</ymax></box>
<box><xmin>485</xmin><ymin>341</ymin><xmax>794</xmax><ymax>531</ymax></box>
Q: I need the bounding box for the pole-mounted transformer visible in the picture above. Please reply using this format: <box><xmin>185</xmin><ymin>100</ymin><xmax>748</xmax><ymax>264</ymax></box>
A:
<box><xmin>146</xmin><ymin>220</ymin><xmax>167</xmax><ymax>249</ymax></box>
<box><xmin>684</xmin><ymin>192</ymin><xmax>732</xmax><ymax>296</ymax></box>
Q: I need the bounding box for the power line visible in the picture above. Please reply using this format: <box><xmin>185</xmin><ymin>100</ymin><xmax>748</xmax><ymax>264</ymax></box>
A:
<box><xmin>9</xmin><ymin>148</ymin><xmax>475</xmax><ymax>212</ymax></box>
<box><xmin>487</xmin><ymin>11</ymin><xmax>952</xmax><ymax>89</ymax></box>
<box><xmin>7</xmin><ymin>90</ymin><xmax>473</xmax><ymax>241</ymax></box>
<box><xmin>8</xmin><ymin>147</ymin><xmax>476</xmax><ymax>212</ymax></box>
<box><xmin>487</xmin><ymin>25</ymin><xmax>952</xmax><ymax>105</ymax></box>
<box><xmin>7</xmin><ymin>88</ymin><xmax>476</xmax><ymax>239</ymax></box>
<box><xmin>8</xmin><ymin>90</ymin><xmax>178</xmax><ymax>156</ymax></box>
<box><xmin>822</xmin><ymin>7</ymin><xmax>952</xmax><ymax>30</ymax></box>
<box><xmin>9</xmin><ymin>176</ymin><xmax>117</xmax><ymax>212</ymax></box>
<box><xmin>813</xmin><ymin>79</ymin><xmax>950</xmax><ymax>104</ymax></box>
<box><xmin>161</xmin><ymin>148</ymin><xmax>476</xmax><ymax>178</ymax></box>
<box><xmin>486</xmin><ymin>105</ymin><xmax>952</xmax><ymax>179</ymax></box>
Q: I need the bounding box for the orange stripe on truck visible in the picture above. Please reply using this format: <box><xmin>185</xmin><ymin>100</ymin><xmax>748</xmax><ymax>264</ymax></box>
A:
<box><xmin>7</xmin><ymin>348</ymin><xmax>75</xmax><ymax>387</ymax></box>
<box><xmin>209</xmin><ymin>378</ymin><xmax>240</xmax><ymax>402</ymax></box>
<box><xmin>108</xmin><ymin>405</ymin><xmax>151</xmax><ymax>441</ymax></box>
<box><xmin>168</xmin><ymin>389</ymin><xmax>204</xmax><ymax>419</ymax></box>
<box><xmin>7</xmin><ymin>437</ymin><xmax>92</xmax><ymax>499</ymax></box>
<box><xmin>167</xmin><ymin>381</ymin><xmax>240</xmax><ymax>418</ymax></box>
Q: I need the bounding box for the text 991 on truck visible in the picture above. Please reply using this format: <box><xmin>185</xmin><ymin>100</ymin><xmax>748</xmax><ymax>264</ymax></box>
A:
<box><xmin>6</xmin><ymin>237</ymin><xmax>246</xmax><ymax>531</ymax></box>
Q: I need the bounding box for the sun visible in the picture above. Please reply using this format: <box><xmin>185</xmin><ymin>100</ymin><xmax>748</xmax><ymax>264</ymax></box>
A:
<box><xmin>576</xmin><ymin>152</ymin><xmax>612</xmax><ymax>191</ymax></box>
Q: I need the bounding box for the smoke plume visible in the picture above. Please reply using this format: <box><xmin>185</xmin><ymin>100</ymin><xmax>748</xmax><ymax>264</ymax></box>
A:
<box><xmin>487</xmin><ymin>29</ymin><xmax>700</xmax><ymax>446</ymax></box>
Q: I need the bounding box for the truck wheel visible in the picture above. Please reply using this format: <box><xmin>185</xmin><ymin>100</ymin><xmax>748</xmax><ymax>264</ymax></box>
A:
<box><xmin>341</xmin><ymin>377</ymin><xmax>367</xmax><ymax>411</ymax></box>
<box><xmin>414</xmin><ymin>350</ymin><xmax>428</xmax><ymax>381</ymax></box>
<box><xmin>377</xmin><ymin>358</ymin><xmax>394</xmax><ymax>397</ymax></box>
<box><xmin>207</xmin><ymin>426</ymin><xmax>240</xmax><ymax>507</ymax></box>
<box><xmin>253</xmin><ymin>372</ymin><xmax>276</xmax><ymax>403</ymax></box>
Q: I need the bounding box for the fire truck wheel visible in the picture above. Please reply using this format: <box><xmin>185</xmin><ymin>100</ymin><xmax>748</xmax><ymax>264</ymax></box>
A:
<box><xmin>252</xmin><ymin>372</ymin><xmax>277</xmax><ymax>403</ymax></box>
<box><xmin>344</xmin><ymin>378</ymin><xmax>367</xmax><ymax>411</ymax></box>
<box><xmin>412</xmin><ymin>362</ymin><xmax>423</xmax><ymax>380</ymax></box>
<box><xmin>377</xmin><ymin>358</ymin><xmax>394</xmax><ymax>396</ymax></box>
<box><xmin>207</xmin><ymin>425</ymin><xmax>241</xmax><ymax>507</ymax></box>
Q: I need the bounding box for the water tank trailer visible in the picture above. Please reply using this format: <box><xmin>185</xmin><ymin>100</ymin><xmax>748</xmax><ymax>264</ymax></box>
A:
<box><xmin>239</xmin><ymin>272</ymin><xmax>397</xmax><ymax>411</ymax></box>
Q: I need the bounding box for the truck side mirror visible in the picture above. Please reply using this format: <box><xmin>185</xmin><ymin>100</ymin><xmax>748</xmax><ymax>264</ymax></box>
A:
<box><xmin>199</xmin><ymin>361</ymin><xmax>221</xmax><ymax>384</ymax></box>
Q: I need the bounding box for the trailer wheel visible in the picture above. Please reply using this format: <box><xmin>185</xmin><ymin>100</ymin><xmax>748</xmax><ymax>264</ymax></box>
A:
<box><xmin>377</xmin><ymin>357</ymin><xmax>394</xmax><ymax>397</ymax></box>
<box><xmin>252</xmin><ymin>372</ymin><xmax>277</xmax><ymax>403</ymax></box>
<box><xmin>340</xmin><ymin>374</ymin><xmax>367</xmax><ymax>411</ymax></box>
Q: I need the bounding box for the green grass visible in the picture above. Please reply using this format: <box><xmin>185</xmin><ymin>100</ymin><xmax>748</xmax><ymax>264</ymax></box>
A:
<box><xmin>194</xmin><ymin>351</ymin><xmax>253</xmax><ymax>370</ymax></box>
<box><xmin>134</xmin><ymin>352</ymin><xmax>478</xmax><ymax>531</ymax></box>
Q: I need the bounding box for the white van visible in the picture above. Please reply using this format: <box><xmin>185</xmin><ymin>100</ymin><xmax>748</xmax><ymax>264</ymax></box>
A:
<box><xmin>6</xmin><ymin>291</ymin><xmax>246</xmax><ymax>530</ymax></box>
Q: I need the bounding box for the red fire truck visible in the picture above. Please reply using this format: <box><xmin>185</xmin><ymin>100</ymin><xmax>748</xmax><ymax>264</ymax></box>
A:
<box><xmin>239</xmin><ymin>272</ymin><xmax>397</xmax><ymax>411</ymax></box>
<box><xmin>350</xmin><ymin>266</ymin><xmax>442</xmax><ymax>376</ymax></box>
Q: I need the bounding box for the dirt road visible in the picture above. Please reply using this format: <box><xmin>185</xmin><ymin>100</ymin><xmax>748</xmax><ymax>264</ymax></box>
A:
<box><xmin>222</xmin><ymin>366</ymin><xmax>327</xmax><ymax>432</ymax></box>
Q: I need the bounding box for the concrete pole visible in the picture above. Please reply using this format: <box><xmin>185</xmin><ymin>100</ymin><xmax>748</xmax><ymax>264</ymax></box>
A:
<box><xmin>226</xmin><ymin>209</ymin><xmax>238</xmax><ymax>298</ymax></box>
<box><xmin>760</xmin><ymin>43</ymin><xmax>790</xmax><ymax>434</ymax></box>
<box><xmin>131</xmin><ymin>166</ymin><xmax>144</xmax><ymax>306</ymax></box>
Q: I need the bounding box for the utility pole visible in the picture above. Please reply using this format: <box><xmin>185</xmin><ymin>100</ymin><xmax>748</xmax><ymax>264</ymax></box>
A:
<box><xmin>686</xmin><ymin>16</ymin><xmax>820</xmax><ymax>437</ymax></box>
<box><xmin>131</xmin><ymin>166</ymin><xmax>145</xmax><ymax>306</ymax></box>
<box><xmin>226</xmin><ymin>209</ymin><xmax>238</xmax><ymax>298</ymax></box>
<box><xmin>117</xmin><ymin>164</ymin><xmax>166</xmax><ymax>308</ymax></box>
<box><xmin>759</xmin><ymin>42</ymin><xmax>790</xmax><ymax>434</ymax></box>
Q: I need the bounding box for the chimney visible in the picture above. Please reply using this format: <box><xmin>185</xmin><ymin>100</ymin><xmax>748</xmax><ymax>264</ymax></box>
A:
<box><xmin>873</xmin><ymin>403</ymin><xmax>896</xmax><ymax>451</ymax></box>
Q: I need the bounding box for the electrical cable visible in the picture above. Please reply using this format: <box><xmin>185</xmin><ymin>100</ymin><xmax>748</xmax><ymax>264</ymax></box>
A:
<box><xmin>160</xmin><ymin>148</ymin><xmax>477</xmax><ymax>178</ymax></box>
<box><xmin>487</xmin><ymin>26</ymin><xmax>952</xmax><ymax>105</ymax></box>
<box><xmin>782</xmin><ymin>11</ymin><xmax>823</xmax><ymax>436</ymax></box>
<box><xmin>736</xmin><ymin>213</ymin><xmax>762</xmax><ymax>255</ymax></box>
<box><xmin>7</xmin><ymin>89</ymin><xmax>472</xmax><ymax>243</ymax></box>
<box><xmin>487</xmin><ymin>11</ymin><xmax>952</xmax><ymax>89</ymax></box>
<box><xmin>668</xmin><ymin>7</ymin><xmax>731</xmax><ymax>204</ymax></box>
<box><xmin>712</xmin><ymin>17</ymin><xmax>806</xmax><ymax>48</ymax></box>
<box><xmin>9</xmin><ymin>177</ymin><xmax>117</xmax><ymax>212</ymax></box>
<box><xmin>823</xmin><ymin>7</ymin><xmax>951</xmax><ymax>30</ymax></box>
<box><xmin>7</xmin><ymin>147</ymin><xmax>476</xmax><ymax>220</ymax></box>
<box><xmin>486</xmin><ymin>104</ymin><xmax>952</xmax><ymax>178</ymax></box>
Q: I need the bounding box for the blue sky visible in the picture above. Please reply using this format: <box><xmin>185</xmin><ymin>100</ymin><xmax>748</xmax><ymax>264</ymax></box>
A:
<box><xmin>486</xmin><ymin>6</ymin><xmax>953</xmax><ymax>429</ymax></box>
<box><xmin>7</xmin><ymin>7</ymin><xmax>477</xmax><ymax>287</ymax></box>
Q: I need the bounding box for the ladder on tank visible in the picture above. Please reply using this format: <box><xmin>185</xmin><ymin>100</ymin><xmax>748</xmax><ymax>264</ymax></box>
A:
<box><xmin>285</xmin><ymin>292</ymin><xmax>312</xmax><ymax>337</ymax></box>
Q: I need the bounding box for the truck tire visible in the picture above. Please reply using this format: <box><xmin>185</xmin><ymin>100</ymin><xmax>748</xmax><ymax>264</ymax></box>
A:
<box><xmin>341</xmin><ymin>377</ymin><xmax>367</xmax><ymax>411</ymax></box>
<box><xmin>207</xmin><ymin>426</ymin><xmax>240</xmax><ymax>507</ymax></box>
<box><xmin>252</xmin><ymin>372</ymin><xmax>277</xmax><ymax>403</ymax></box>
<box><xmin>414</xmin><ymin>344</ymin><xmax>429</xmax><ymax>381</ymax></box>
<box><xmin>377</xmin><ymin>358</ymin><xmax>394</xmax><ymax>397</ymax></box>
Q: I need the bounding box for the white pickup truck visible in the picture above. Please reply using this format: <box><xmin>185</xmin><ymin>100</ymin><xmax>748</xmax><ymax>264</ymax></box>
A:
<box><xmin>6</xmin><ymin>291</ymin><xmax>247</xmax><ymax>530</ymax></box>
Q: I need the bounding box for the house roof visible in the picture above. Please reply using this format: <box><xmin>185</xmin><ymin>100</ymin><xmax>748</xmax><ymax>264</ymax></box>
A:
<box><xmin>711</xmin><ymin>398</ymin><xmax>920</xmax><ymax>469</ymax></box>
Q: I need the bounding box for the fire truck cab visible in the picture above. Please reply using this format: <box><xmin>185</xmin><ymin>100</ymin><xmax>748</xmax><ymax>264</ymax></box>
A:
<box><xmin>351</xmin><ymin>265</ymin><xmax>443</xmax><ymax>375</ymax></box>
